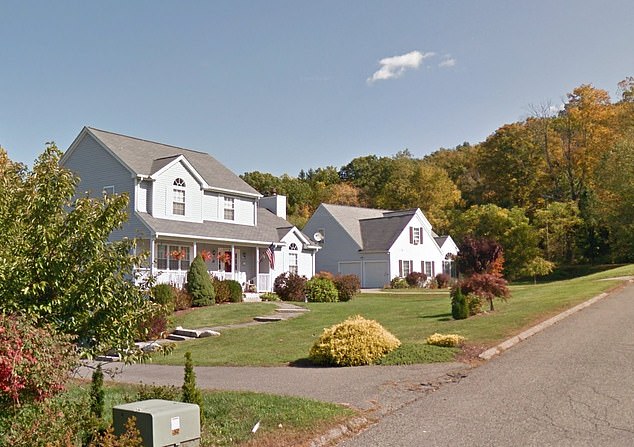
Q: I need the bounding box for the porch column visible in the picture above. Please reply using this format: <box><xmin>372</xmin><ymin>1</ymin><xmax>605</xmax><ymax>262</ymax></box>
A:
<box><xmin>193</xmin><ymin>241</ymin><xmax>197</xmax><ymax>258</ymax></box>
<box><xmin>149</xmin><ymin>236</ymin><xmax>155</xmax><ymax>277</ymax></box>
<box><xmin>231</xmin><ymin>244</ymin><xmax>235</xmax><ymax>279</ymax></box>
<box><xmin>255</xmin><ymin>246</ymin><xmax>260</xmax><ymax>291</ymax></box>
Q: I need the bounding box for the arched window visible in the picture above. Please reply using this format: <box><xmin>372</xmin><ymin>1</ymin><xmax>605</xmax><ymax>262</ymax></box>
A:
<box><xmin>173</xmin><ymin>178</ymin><xmax>186</xmax><ymax>215</ymax></box>
<box><xmin>289</xmin><ymin>243</ymin><xmax>298</xmax><ymax>251</ymax></box>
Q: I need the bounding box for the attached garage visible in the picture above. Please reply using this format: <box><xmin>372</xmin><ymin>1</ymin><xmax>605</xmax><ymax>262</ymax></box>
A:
<box><xmin>339</xmin><ymin>261</ymin><xmax>362</xmax><ymax>278</ymax></box>
<box><xmin>362</xmin><ymin>261</ymin><xmax>389</xmax><ymax>288</ymax></box>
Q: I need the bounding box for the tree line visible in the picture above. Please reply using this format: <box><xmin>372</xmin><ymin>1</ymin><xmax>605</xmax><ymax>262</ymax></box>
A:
<box><xmin>242</xmin><ymin>78</ymin><xmax>634</xmax><ymax>279</ymax></box>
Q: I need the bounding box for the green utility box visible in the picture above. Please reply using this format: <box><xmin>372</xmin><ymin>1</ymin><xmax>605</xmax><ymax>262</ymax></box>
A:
<box><xmin>113</xmin><ymin>399</ymin><xmax>200</xmax><ymax>447</ymax></box>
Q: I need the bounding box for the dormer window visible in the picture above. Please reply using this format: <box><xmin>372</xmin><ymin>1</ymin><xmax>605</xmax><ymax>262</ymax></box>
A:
<box><xmin>173</xmin><ymin>178</ymin><xmax>186</xmax><ymax>216</ymax></box>
<box><xmin>224</xmin><ymin>197</ymin><xmax>235</xmax><ymax>220</ymax></box>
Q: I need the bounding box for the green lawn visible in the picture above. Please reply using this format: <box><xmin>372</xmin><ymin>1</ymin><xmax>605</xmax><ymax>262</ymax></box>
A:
<box><xmin>171</xmin><ymin>302</ymin><xmax>278</xmax><ymax>329</ymax></box>
<box><xmin>1</xmin><ymin>381</ymin><xmax>355</xmax><ymax>447</ymax></box>
<box><xmin>153</xmin><ymin>264</ymin><xmax>634</xmax><ymax>366</ymax></box>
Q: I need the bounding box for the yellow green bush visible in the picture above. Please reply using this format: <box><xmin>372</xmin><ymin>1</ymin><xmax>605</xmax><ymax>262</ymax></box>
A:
<box><xmin>308</xmin><ymin>315</ymin><xmax>401</xmax><ymax>366</ymax></box>
<box><xmin>425</xmin><ymin>333</ymin><xmax>466</xmax><ymax>347</ymax></box>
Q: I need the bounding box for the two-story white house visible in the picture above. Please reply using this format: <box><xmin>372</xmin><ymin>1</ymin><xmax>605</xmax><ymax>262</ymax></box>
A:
<box><xmin>61</xmin><ymin>127</ymin><xmax>319</xmax><ymax>292</ymax></box>
<box><xmin>303</xmin><ymin>204</ymin><xmax>458</xmax><ymax>288</ymax></box>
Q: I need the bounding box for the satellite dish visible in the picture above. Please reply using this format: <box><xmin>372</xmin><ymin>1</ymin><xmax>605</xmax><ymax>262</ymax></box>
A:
<box><xmin>313</xmin><ymin>232</ymin><xmax>324</xmax><ymax>242</ymax></box>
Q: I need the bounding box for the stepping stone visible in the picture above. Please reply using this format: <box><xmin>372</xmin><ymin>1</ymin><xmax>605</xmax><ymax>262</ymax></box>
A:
<box><xmin>254</xmin><ymin>316</ymin><xmax>284</xmax><ymax>322</ymax></box>
<box><xmin>198</xmin><ymin>330</ymin><xmax>220</xmax><ymax>338</ymax></box>
<box><xmin>172</xmin><ymin>327</ymin><xmax>202</xmax><ymax>338</ymax></box>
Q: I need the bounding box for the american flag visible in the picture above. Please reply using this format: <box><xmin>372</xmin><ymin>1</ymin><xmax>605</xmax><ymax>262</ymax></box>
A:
<box><xmin>265</xmin><ymin>243</ymin><xmax>275</xmax><ymax>269</ymax></box>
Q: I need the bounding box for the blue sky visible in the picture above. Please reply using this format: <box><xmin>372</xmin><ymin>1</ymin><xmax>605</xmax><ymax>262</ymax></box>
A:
<box><xmin>2</xmin><ymin>1</ymin><xmax>633</xmax><ymax>176</ymax></box>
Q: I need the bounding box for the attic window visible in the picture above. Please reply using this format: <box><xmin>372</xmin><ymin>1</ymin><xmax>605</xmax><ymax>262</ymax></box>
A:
<box><xmin>410</xmin><ymin>227</ymin><xmax>423</xmax><ymax>245</ymax></box>
<box><xmin>173</xmin><ymin>178</ymin><xmax>186</xmax><ymax>216</ymax></box>
<box><xmin>289</xmin><ymin>243</ymin><xmax>298</xmax><ymax>251</ymax></box>
<box><xmin>224</xmin><ymin>197</ymin><xmax>235</xmax><ymax>221</ymax></box>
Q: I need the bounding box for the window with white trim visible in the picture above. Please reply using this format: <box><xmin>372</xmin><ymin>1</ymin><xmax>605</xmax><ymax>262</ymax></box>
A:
<box><xmin>399</xmin><ymin>260</ymin><xmax>413</xmax><ymax>277</ymax></box>
<box><xmin>156</xmin><ymin>243</ymin><xmax>191</xmax><ymax>270</ymax></box>
<box><xmin>289</xmin><ymin>243</ymin><xmax>298</xmax><ymax>251</ymax></box>
<box><xmin>224</xmin><ymin>197</ymin><xmax>235</xmax><ymax>220</ymax></box>
<box><xmin>412</xmin><ymin>227</ymin><xmax>421</xmax><ymax>245</ymax></box>
<box><xmin>172</xmin><ymin>178</ymin><xmax>186</xmax><ymax>215</ymax></box>
<box><xmin>289</xmin><ymin>253</ymin><xmax>298</xmax><ymax>275</ymax></box>
<box><xmin>443</xmin><ymin>260</ymin><xmax>456</xmax><ymax>277</ymax></box>
<box><xmin>103</xmin><ymin>185</ymin><xmax>115</xmax><ymax>196</ymax></box>
<box><xmin>423</xmin><ymin>261</ymin><xmax>434</xmax><ymax>278</ymax></box>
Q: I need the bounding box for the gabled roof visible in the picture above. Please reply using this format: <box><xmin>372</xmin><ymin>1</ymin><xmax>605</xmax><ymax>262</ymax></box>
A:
<box><xmin>434</xmin><ymin>236</ymin><xmax>450</xmax><ymax>248</ymax></box>
<box><xmin>71</xmin><ymin>127</ymin><xmax>261</xmax><ymax>197</ymax></box>
<box><xmin>319</xmin><ymin>203</ymin><xmax>390</xmax><ymax>247</ymax></box>
<box><xmin>359</xmin><ymin>210</ymin><xmax>417</xmax><ymax>251</ymax></box>
<box><xmin>137</xmin><ymin>207</ymin><xmax>312</xmax><ymax>246</ymax></box>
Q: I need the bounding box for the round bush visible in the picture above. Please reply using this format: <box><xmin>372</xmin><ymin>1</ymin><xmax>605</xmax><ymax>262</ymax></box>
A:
<box><xmin>273</xmin><ymin>272</ymin><xmax>307</xmax><ymax>301</ymax></box>
<box><xmin>225</xmin><ymin>280</ymin><xmax>243</xmax><ymax>303</ymax></box>
<box><xmin>405</xmin><ymin>271</ymin><xmax>427</xmax><ymax>287</ymax></box>
<box><xmin>390</xmin><ymin>277</ymin><xmax>409</xmax><ymax>289</ymax></box>
<box><xmin>305</xmin><ymin>277</ymin><xmax>339</xmax><ymax>302</ymax></box>
<box><xmin>333</xmin><ymin>274</ymin><xmax>360</xmax><ymax>302</ymax></box>
<box><xmin>151</xmin><ymin>284</ymin><xmax>176</xmax><ymax>312</ymax></box>
<box><xmin>309</xmin><ymin>315</ymin><xmax>401</xmax><ymax>366</ymax></box>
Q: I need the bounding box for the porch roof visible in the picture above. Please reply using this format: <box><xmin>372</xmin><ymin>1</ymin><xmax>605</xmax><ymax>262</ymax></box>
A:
<box><xmin>137</xmin><ymin>208</ymin><xmax>295</xmax><ymax>245</ymax></box>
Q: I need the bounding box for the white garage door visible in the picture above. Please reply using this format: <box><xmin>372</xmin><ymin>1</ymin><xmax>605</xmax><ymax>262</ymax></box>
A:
<box><xmin>363</xmin><ymin>261</ymin><xmax>389</xmax><ymax>288</ymax></box>
<box><xmin>339</xmin><ymin>261</ymin><xmax>362</xmax><ymax>279</ymax></box>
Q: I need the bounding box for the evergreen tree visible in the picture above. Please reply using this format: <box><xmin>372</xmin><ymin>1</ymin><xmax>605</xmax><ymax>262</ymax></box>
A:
<box><xmin>187</xmin><ymin>255</ymin><xmax>215</xmax><ymax>306</ymax></box>
<box><xmin>90</xmin><ymin>364</ymin><xmax>105</xmax><ymax>419</ymax></box>
<box><xmin>182</xmin><ymin>352</ymin><xmax>204</xmax><ymax>419</ymax></box>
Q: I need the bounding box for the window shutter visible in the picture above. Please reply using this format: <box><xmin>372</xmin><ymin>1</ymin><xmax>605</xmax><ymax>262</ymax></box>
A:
<box><xmin>409</xmin><ymin>227</ymin><xmax>413</xmax><ymax>244</ymax></box>
<box><xmin>421</xmin><ymin>261</ymin><xmax>424</xmax><ymax>273</ymax></box>
<box><xmin>432</xmin><ymin>262</ymin><xmax>435</xmax><ymax>277</ymax></box>
<box><xmin>399</xmin><ymin>261</ymin><xmax>403</xmax><ymax>277</ymax></box>
<box><xmin>420</xmin><ymin>227</ymin><xmax>424</xmax><ymax>244</ymax></box>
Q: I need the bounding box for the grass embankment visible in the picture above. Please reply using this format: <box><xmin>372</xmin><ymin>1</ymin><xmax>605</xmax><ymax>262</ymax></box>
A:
<box><xmin>153</xmin><ymin>265</ymin><xmax>634</xmax><ymax>367</ymax></box>
<box><xmin>171</xmin><ymin>302</ymin><xmax>278</xmax><ymax>329</ymax></box>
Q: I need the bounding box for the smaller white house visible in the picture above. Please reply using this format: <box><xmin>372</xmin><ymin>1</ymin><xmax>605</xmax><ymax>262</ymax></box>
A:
<box><xmin>304</xmin><ymin>204</ymin><xmax>458</xmax><ymax>288</ymax></box>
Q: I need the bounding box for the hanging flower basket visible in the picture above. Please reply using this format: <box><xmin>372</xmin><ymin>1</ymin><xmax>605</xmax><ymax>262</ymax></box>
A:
<box><xmin>200</xmin><ymin>249</ymin><xmax>213</xmax><ymax>262</ymax></box>
<box><xmin>170</xmin><ymin>249</ymin><xmax>186</xmax><ymax>260</ymax></box>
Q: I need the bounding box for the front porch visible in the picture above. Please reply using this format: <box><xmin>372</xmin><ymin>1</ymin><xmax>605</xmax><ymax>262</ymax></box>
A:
<box><xmin>137</xmin><ymin>239</ymin><xmax>275</xmax><ymax>292</ymax></box>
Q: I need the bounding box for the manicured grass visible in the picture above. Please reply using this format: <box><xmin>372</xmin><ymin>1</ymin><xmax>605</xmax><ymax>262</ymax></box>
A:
<box><xmin>172</xmin><ymin>302</ymin><xmax>278</xmax><ymax>329</ymax></box>
<box><xmin>2</xmin><ymin>381</ymin><xmax>355</xmax><ymax>447</ymax></box>
<box><xmin>153</xmin><ymin>265</ymin><xmax>634</xmax><ymax>366</ymax></box>
<box><xmin>377</xmin><ymin>343</ymin><xmax>458</xmax><ymax>365</ymax></box>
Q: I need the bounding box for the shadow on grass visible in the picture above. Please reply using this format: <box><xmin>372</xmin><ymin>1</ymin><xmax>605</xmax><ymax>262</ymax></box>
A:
<box><xmin>289</xmin><ymin>358</ymin><xmax>331</xmax><ymax>368</ymax></box>
<box><xmin>421</xmin><ymin>312</ymin><xmax>452</xmax><ymax>321</ymax></box>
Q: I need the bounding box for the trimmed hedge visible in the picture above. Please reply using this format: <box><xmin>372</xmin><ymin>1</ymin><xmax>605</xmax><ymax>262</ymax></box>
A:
<box><xmin>305</xmin><ymin>277</ymin><xmax>339</xmax><ymax>302</ymax></box>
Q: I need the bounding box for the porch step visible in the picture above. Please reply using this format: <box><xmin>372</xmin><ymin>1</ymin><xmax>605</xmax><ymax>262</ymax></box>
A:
<box><xmin>172</xmin><ymin>327</ymin><xmax>221</xmax><ymax>339</ymax></box>
<box><xmin>167</xmin><ymin>334</ymin><xmax>196</xmax><ymax>342</ymax></box>
<box><xmin>253</xmin><ymin>316</ymin><xmax>284</xmax><ymax>322</ymax></box>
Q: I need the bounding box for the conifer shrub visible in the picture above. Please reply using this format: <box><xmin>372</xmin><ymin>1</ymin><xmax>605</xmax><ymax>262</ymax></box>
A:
<box><xmin>225</xmin><ymin>280</ymin><xmax>243</xmax><ymax>303</ymax></box>
<box><xmin>305</xmin><ymin>277</ymin><xmax>339</xmax><ymax>302</ymax></box>
<box><xmin>90</xmin><ymin>365</ymin><xmax>105</xmax><ymax>420</ymax></box>
<box><xmin>405</xmin><ymin>271</ymin><xmax>427</xmax><ymax>287</ymax></box>
<box><xmin>308</xmin><ymin>315</ymin><xmax>401</xmax><ymax>366</ymax></box>
<box><xmin>273</xmin><ymin>272</ymin><xmax>307</xmax><ymax>301</ymax></box>
<box><xmin>333</xmin><ymin>274</ymin><xmax>360</xmax><ymax>301</ymax></box>
<box><xmin>187</xmin><ymin>255</ymin><xmax>215</xmax><ymax>306</ymax></box>
<box><xmin>451</xmin><ymin>286</ymin><xmax>468</xmax><ymax>320</ymax></box>
<box><xmin>182</xmin><ymin>352</ymin><xmax>203</xmax><ymax>419</ymax></box>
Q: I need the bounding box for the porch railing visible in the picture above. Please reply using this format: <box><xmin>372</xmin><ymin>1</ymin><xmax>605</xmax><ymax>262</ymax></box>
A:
<box><xmin>136</xmin><ymin>268</ymin><xmax>270</xmax><ymax>292</ymax></box>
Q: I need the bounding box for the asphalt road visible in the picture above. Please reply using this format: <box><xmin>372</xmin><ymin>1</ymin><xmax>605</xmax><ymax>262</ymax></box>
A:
<box><xmin>339</xmin><ymin>281</ymin><xmax>634</xmax><ymax>446</ymax></box>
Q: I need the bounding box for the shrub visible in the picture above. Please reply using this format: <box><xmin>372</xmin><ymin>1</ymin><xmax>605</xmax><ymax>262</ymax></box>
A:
<box><xmin>226</xmin><ymin>280</ymin><xmax>243</xmax><ymax>303</ymax></box>
<box><xmin>273</xmin><ymin>272</ymin><xmax>307</xmax><ymax>301</ymax></box>
<box><xmin>0</xmin><ymin>314</ymin><xmax>78</xmax><ymax>408</ymax></box>
<box><xmin>405</xmin><ymin>271</ymin><xmax>427</xmax><ymax>288</ymax></box>
<box><xmin>305</xmin><ymin>277</ymin><xmax>339</xmax><ymax>302</ymax></box>
<box><xmin>151</xmin><ymin>284</ymin><xmax>176</xmax><ymax>312</ymax></box>
<box><xmin>460</xmin><ymin>273</ymin><xmax>510</xmax><ymax>311</ymax></box>
<box><xmin>426</xmin><ymin>333</ymin><xmax>466</xmax><ymax>347</ymax></box>
<box><xmin>187</xmin><ymin>255</ymin><xmax>216</xmax><ymax>306</ymax></box>
<box><xmin>90</xmin><ymin>365</ymin><xmax>105</xmax><ymax>419</ymax></box>
<box><xmin>308</xmin><ymin>315</ymin><xmax>401</xmax><ymax>366</ymax></box>
<box><xmin>174</xmin><ymin>287</ymin><xmax>193</xmax><ymax>311</ymax></box>
<box><xmin>134</xmin><ymin>383</ymin><xmax>181</xmax><ymax>401</ymax></box>
<box><xmin>87</xmin><ymin>417</ymin><xmax>144</xmax><ymax>447</ymax></box>
<box><xmin>182</xmin><ymin>352</ymin><xmax>203</xmax><ymax>419</ymax></box>
<box><xmin>450</xmin><ymin>287</ymin><xmax>468</xmax><ymax>320</ymax></box>
<box><xmin>137</xmin><ymin>306</ymin><xmax>170</xmax><ymax>341</ymax></box>
<box><xmin>466</xmin><ymin>294</ymin><xmax>483</xmax><ymax>316</ymax></box>
<box><xmin>314</xmin><ymin>271</ymin><xmax>335</xmax><ymax>280</ymax></box>
<box><xmin>260</xmin><ymin>292</ymin><xmax>280</xmax><ymax>302</ymax></box>
<box><xmin>333</xmin><ymin>274</ymin><xmax>360</xmax><ymax>302</ymax></box>
<box><xmin>435</xmin><ymin>273</ymin><xmax>451</xmax><ymax>289</ymax></box>
<box><xmin>389</xmin><ymin>277</ymin><xmax>409</xmax><ymax>289</ymax></box>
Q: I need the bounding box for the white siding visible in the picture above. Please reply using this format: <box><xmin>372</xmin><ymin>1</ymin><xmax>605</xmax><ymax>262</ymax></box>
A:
<box><xmin>137</xmin><ymin>180</ymin><xmax>152</xmax><ymax>214</ymax></box>
<box><xmin>202</xmin><ymin>191</ymin><xmax>219</xmax><ymax>220</ymax></box>
<box><xmin>62</xmin><ymin>133</ymin><xmax>148</xmax><ymax>240</ymax></box>
<box><xmin>280</xmin><ymin>231</ymin><xmax>315</xmax><ymax>279</ymax></box>
<box><xmin>153</xmin><ymin>162</ymin><xmax>203</xmax><ymax>222</ymax></box>
<box><xmin>234</xmin><ymin>196</ymin><xmax>255</xmax><ymax>226</ymax></box>
<box><xmin>389</xmin><ymin>213</ymin><xmax>444</xmax><ymax>280</ymax></box>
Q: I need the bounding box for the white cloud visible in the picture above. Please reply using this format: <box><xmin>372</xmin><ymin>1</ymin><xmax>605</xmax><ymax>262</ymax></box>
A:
<box><xmin>367</xmin><ymin>50</ymin><xmax>435</xmax><ymax>84</ymax></box>
<box><xmin>439</xmin><ymin>55</ymin><xmax>456</xmax><ymax>68</ymax></box>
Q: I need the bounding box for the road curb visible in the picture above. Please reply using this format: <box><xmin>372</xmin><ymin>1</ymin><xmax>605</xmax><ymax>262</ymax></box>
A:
<box><xmin>479</xmin><ymin>291</ymin><xmax>609</xmax><ymax>360</ymax></box>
